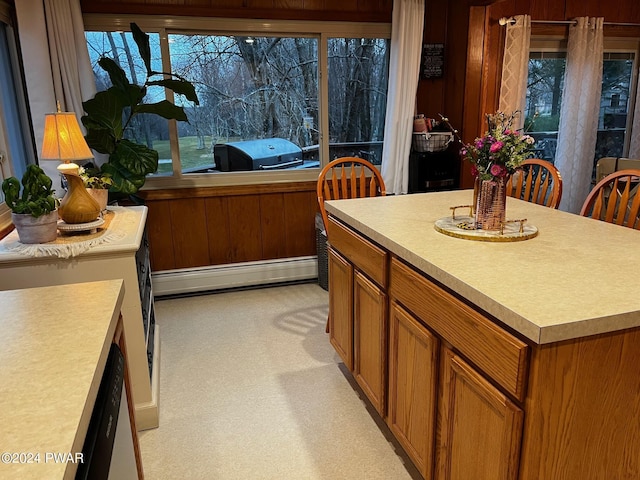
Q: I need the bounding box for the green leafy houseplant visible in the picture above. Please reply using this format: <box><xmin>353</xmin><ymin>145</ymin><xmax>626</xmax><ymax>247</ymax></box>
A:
<box><xmin>2</xmin><ymin>165</ymin><xmax>58</xmax><ymax>217</ymax></box>
<box><xmin>82</xmin><ymin>22</ymin><xmax>199</xmax><ymax>195</ymax></box>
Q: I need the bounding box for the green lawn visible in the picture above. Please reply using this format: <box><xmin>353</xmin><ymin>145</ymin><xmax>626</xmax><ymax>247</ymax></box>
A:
<box><xmin>155</xmin><ymin>136</ymin><xmax>216</xmax><ymax>174</ymax></box>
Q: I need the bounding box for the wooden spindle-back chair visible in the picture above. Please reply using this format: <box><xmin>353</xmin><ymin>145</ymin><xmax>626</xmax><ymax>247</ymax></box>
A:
<box><xmin>316</xmin><ymin>157</ymin><xmax>386</xmax><ymax>334</ymax></box>
<box><xmin>506</xmin><ymin>158</ymin><xmax>563</xmax><ymax>209</ymax></box>
<box><xmin>580</xmin><ymin>169</ymin><xmax>640</xmax><ymax>229</ymax></box>
<box><xmin>316</xmin><ymin>157</ymin><xmax>386</xmax><ymax>232</ymax></box>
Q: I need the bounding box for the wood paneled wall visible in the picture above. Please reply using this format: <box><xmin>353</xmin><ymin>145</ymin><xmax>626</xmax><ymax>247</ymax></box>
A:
<box><xmin>140</xmin><ymin>182</ymin><xmax>318</xmax><ymax>272</ymax></box>
<box><xmin>80</xmin><ymin>0</ymin><xmax>392</xmax><ymax>22</ymax></box>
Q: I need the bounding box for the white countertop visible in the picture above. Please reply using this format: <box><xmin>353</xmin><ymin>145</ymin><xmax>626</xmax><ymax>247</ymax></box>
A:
<box><xmin>0</xmin><ymin>206</ymin><xmax>147</xmax><ymax>264</ymax></box>
<box><xmin>0</xmin><ymin>279</ymin><xmax>125</xmax><ymax>479</ymax></box>
<box><xmin>326</xmin><ymin>190</ymin><xmax>640</xmax><ymax>344</ymax></box>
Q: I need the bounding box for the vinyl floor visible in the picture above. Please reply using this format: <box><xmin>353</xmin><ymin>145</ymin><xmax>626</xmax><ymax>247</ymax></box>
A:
<box><xmin>138</xmin><ymin>282</ymin><xmax>418</xmax><ymax>480</ymax></box>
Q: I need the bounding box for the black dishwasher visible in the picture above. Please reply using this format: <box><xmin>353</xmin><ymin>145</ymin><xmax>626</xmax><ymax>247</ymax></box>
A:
<box><xmin>76</xmin><ymin>343</ymin><xmax>126</xmax><ymax>480</ymax></box>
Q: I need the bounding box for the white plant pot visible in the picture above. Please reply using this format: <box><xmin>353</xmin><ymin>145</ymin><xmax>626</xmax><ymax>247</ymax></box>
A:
<box><xmin>86</xmin><ymin>188</ymin><xmax>109</xmax><ymax>212</ymax></box>
<box><xmin>11</xmin><ymin>210</ymin><xmax>59</xmax><ymax>244</ymax></box>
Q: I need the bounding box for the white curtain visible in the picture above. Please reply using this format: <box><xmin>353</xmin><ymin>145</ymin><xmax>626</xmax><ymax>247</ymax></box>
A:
<box><xmin>555</xmin><ymin>17</ymin><xmax>604</xmax><ymax>214</ymax></box>
<box><xmin>380</xmin><ymin>0</ymin><xmax>425</xmax><ymax>195</ymax></box>
<box><xmin>498</xmin><ymin>15</ymin><xmax>531</xmax><ymax>130</ymax></box>
<box><xmin>15</xmin><ymin>0</ymin><xmax>95</xmax><ymax>196</ymax></box>
<box><xmin>629</xmin><ymin>73</ymin><xmax>640</xmax><ymax>158</ymax></box>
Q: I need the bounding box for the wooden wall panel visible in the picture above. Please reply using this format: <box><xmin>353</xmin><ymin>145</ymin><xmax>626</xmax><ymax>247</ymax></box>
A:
<box><xmin>528</xmin><ymin>0</ymin><xmax>565</xmax><ymax>21</ymax></box>
<box><xmin>564</xmin><ymin>0</ymin><xmax>640</xmax><ymax>22</ymax></box>
<box><xmin>144</xmin><ymin>186</ymin><xmax>318</xmax><ymax>272</ymax></box>
<box><xmin>259</xmin><ymin>193</ymin><xmax>287</xmax><ymax>260</ymax></box>
<box><xmin>460</xmin><ymin>6</ymin><xmax>488</xmax><ymax>189</ymax></box>
<box><xmin>443</xmin><ymin>1</ymin><xmax>472</xmax><ymax>142</ymax></box>
<box><xmin>304</xmin><ymin>0</ymin><xmax>325</xmax><ymax>10</ymax></box>
<box><xmin>146</xmin><ymin>200</ymin><xmax>176</xmax><ymax>271</ymax></box>
<box><xmin>185</xmin><ymin>0</ymin><xmax>212</xmax><ymax>6</ymax></box>
<box><xmin>283</xmin><ymin>190</ymin><xmax>317</xmax><ymax>258</ymax></box>
<box><xmin>416</xmin><ymin>0</ymin><xmax>449</xmax><ymax>118</ymax></box>
<box><xmin>227</xmin><ymin>195</ymin><xmax>263</xmax><ymax>263</ymax></box>
<box><xmin>483</xmin><ymin>2</ymin><xmax>511</xmax><ymax>115</ymax></box>
<box><xmin>141</xmin><ymin>183</ymin><xmax>317</xmax><ymax>271</ymax></box>
<box><xmin>631</xmin><ymin>1</ymin><xmax>640</xmax><ymax>24</ymax></box>
<box><xmin>168</xmin><ymin>198</ymin><xmax>211</xmax><ymax>268</ymax></box>
<box><xmin>249</xmin><ymin>0</ymin><xmax>282</xmax><ymax>7</ymax></box>
<box><xmin>205</xmin><ymin>197</ymin><xmax>233</xmax><ymax>265</ymax></box>
<box><xmin>80</xmin><ymin>0</ymin><xmax>392</xmax><ymax>22</ymax></box>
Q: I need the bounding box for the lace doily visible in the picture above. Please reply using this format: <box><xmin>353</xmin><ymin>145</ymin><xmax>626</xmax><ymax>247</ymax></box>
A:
<box><xmin>0</xmin><ymin>207</ymin><xmax>134</xmax><ymax>259</ymax></box>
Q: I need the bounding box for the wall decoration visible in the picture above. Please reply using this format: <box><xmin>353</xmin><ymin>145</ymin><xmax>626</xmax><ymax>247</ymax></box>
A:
<box><xmin>422</xmin><ymin>43</ymin><xmax>445</xmax><ymax>79</ymax></box>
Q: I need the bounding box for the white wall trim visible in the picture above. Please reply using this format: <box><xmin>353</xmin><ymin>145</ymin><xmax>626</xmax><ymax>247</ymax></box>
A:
<box><xmin>151</xmin><ymin>256</ymin><xmax>318</xmax><ymax>297</ymax></box>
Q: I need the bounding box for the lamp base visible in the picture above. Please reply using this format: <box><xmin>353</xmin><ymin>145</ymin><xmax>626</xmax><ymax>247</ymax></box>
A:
<box><xmin>59</xmin><ymin>172</ymin><xmax>101</xmax><ymax>224</ymax></box>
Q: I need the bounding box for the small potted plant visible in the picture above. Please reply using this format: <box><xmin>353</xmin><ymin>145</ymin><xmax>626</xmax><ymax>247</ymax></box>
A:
<box><xmin>79</xmin><ymin>164</ymin><xmax>113</xmax><ymax>212</ymax></box>
<box><xmin>2</xmin><ymin>164</ymin><xmax>59</xmax><ymax>243</ymax></box>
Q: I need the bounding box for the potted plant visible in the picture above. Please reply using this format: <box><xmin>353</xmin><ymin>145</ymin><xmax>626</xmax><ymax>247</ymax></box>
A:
<box><xmin>79</xmin><ymin>164</ymin><xmax>113</xmax><ymax>211</ymax></box>
<box><xmin>81</xmin><ymin>22</ymin><xmax>199</xmax><ymax>198</ymax></box>
<box><xmin>2</xmin><ymin>165</ymin><xmax>59</xmax><ymax>243</ymax></box>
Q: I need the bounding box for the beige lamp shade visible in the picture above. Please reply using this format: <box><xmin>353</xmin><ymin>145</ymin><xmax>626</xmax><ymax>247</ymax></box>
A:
<box><xmin>41</xmin><ymin>111</ymin><xmax>94</xmax><ymax>165</ymax></box>
<box><xmin>40</xmin><ymin>108</ymin><xmax>100</xmax><ymax>224</ymax></box>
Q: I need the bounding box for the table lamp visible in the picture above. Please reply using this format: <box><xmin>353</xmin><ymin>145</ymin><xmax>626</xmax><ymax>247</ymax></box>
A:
<box><xmin>41</xmin><ymin>104</ymin><xmax>101</xmax><ymax>224</ymax></box>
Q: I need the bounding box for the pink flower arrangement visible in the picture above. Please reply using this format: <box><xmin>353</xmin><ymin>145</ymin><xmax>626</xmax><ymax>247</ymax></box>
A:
<box><xmin>461</xmin><ymin>111</ymin><xmax>534</xmax><ymax>182</ymax></box>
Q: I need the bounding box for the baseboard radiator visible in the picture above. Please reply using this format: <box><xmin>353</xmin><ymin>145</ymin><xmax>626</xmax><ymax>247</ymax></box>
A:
<box><xmin>151</xmin><ymin>256</ymin><xmax>319</xmax><ymax>297</ymax></box>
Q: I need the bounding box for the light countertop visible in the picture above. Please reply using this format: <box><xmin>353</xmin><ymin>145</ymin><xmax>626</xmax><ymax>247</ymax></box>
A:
<box><xmin>0</xmin><ymin>206</ymin><xmax>147</xmax><ymax>264</ymax></box>
<box><xmin>326</xmin><ymin>190</ymin><xmax>640</xmax><ymax>344</ymax></box>
<box><xmin>0</xmin><ymin>279</ymin><xmax>125</xmax><ymax>479</ymax></box>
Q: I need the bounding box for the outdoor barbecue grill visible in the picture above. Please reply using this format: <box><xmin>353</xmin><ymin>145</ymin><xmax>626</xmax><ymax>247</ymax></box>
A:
<box><xmin>214</xmin><ymin>138</ymin><xmax>304</xmax><ymax>172</ymax></box>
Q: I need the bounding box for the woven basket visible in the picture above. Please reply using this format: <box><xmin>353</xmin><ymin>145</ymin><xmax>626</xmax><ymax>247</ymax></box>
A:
<box><xmin>412</xmin><ymin>132</ymin><xmax>453</xmax><ymax>153</ymax></box>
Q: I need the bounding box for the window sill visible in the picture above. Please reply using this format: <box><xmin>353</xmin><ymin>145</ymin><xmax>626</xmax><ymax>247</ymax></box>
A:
<box><xmin>142</xmin><ymin>168</ymin><xmax>320</xmax><ymax>191</ymax></box>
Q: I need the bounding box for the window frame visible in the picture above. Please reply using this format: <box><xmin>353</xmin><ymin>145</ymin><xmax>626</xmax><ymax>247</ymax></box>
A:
<box><xmin>0</xmin><ymin>1</ymin><xmax>36</xmax><ymax>233</ymax></box>
<box><xmin>82</xmin><ymin>14</ymin><xmax>391</xmax><ymax>190</ymax></box>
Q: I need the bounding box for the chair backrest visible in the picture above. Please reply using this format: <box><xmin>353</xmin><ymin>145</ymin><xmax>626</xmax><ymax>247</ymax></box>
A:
<box><xmin>580</xmin><ymin>169</ymin><xmax>640</xmax><ymax>229</ymax></box>
<box><xmin>316</xmin><ymin>157</ymin><xmax>386</xmax><ymax>232</ymax></box>
<box><xmin>595</xmin><ymin>157</ymin><xmax>640</xmax><ymax>183</ymax></box>
<box><xmin>506</xmin><ymin>158</ymin><xmax>563</xmax><ymax>209</ymax></box>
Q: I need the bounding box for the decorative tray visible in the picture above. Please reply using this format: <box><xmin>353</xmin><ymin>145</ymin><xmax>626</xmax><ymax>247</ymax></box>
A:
<box><xmin>57</xmin><ymin>217</ymin><xmax>105</xmax><ymax>234</ymax></box>
<box><xmin>434</xmin><ymin>215</ymin><xmax>538</xmax><ymax>242</ymax></box>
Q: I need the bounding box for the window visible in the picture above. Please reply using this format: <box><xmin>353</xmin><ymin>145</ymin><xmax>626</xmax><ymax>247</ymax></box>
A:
<box><xmin>167</xmin><ymin>34</ymin><xmax>319</xmax><ymax>174</ymax></box>
<box><xmin>0</xmin><ymin>4</ymin><xmax>35</xmax><ymax>229</ymax></box>
<box><xmin>83</xmin><ymin>15</ymin><xmax>391</xmax><ymax>187</ymax></box>
<box><xmin>327</xmin><ymin>37</ymin><xmax>389</xmax><ymax>165</ymax></box>
<box><xmin>525</xmin><ymin>38</ymin><xmax>640</xmax><ymax>181</ymax></box>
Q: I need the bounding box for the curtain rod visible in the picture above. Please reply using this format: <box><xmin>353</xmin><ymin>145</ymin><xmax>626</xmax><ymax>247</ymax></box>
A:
<box><xmin>498</xmin><ymin>17</ymin><xmax>640</xmax><ymax>27</ymax></box>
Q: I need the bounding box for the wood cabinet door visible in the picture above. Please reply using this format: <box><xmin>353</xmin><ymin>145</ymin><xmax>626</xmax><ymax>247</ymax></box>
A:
<box><xmin>353</xmin><ymin>270</ymin><xmax>387</xmax><ymax>416</ymax></box>
<box><xmin>387</xmin><ymin>302</ymin><xmax>439</xmax><ymax>479</ymax></box>
<box><xmin>328</xmin><ymin>247</ymin><xmax>353</xmax><ymax>370</ymax></box>
<box><xmin>436</xmin><ymin>348</ymin><xmax>523</xmax><ymax>480</ymax></box>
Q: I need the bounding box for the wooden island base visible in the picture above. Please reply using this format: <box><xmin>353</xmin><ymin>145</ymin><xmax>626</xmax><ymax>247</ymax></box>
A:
<box><xmin>325</xmin><ymin>191</ymin><xmax>640</xmax><ymax>480</ymax></box>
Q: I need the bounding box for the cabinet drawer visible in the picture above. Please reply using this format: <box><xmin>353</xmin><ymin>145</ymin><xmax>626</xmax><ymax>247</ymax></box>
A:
<box><xmin>390</xmin><ymin>257</ymin><xmax>529</xmax><ymax>401</ymax></box>
<box><xmin>327</xmin><ymin>216</ymin><xmax>387</xmax><ymax>287</ymax></box>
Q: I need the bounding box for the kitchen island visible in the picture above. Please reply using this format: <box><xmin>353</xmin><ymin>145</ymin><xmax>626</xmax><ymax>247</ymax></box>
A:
<box><xmin>325</xmin><ymin>190</ymin><xmax>640</xmax><ymax>480</ymax></box>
